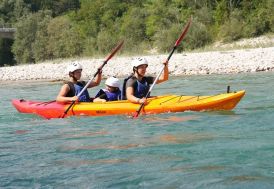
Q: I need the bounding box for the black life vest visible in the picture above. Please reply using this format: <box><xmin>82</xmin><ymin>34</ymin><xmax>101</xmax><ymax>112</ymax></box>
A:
<box><xmin>121</xmin><ymin>75</ymin><xmax>150</xmax><ymax>100</ymax></box>
<box><xmin>64</xmin><ymin>81</ymin><xmax>91</xmax><ymax>102</ymax></box>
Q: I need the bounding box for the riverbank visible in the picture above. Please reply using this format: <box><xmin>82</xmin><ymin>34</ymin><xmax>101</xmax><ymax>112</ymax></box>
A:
<box><xmin>1</xmin><ymin>39</ymin><xmax>274</xmax><ymax>82</ymax></box>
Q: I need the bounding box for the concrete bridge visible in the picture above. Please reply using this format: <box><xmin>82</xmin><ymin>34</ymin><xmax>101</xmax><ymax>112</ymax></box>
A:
<box><xmin>0</xmin><ymin>27</ymin><xmax>16</xmax><ymax>39</ymax></box>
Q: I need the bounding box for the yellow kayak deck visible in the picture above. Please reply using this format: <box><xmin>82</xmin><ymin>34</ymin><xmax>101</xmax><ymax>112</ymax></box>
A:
<box><xmin>67</xmin><ymin>90</ymin><xmax>245</xmax><ymax>117</ymax></box>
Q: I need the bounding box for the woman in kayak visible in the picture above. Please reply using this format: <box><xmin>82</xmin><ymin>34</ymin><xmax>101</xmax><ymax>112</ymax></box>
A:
<box><xmin>56</xmin><ymin>62</ymin><xmax>102</xmax><ymax>103</ymax></box>
<box><xmin>122</xmin><ymin>57</ymin><xmax>169</xmax><ymax>104</ymax></box>
<box><xmin>93</xmin><ymin>76</ymin><xmax>121</xmax><ymax>102</ymax></box>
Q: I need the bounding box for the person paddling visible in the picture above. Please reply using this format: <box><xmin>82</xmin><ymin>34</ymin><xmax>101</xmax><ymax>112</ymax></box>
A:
<box><xmin>93</xmin><ymin>76</ymin><xmax>121</xmax><ymax>102</ymax></box>
<box><xmin>122</xmin><ymin>57</ymin><xmax>169</xmax><ymax>104</ymax></box>
<box><xmin>56</xmin><ymin>62</ymin><xmax>102</xmax><ymax>103</ymax></box>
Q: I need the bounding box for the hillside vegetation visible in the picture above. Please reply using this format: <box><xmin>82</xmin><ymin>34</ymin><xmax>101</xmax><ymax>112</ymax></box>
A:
<box><xmin>0</xmin><ymin>0</ymin><xmax>273</xmax><ymax>66</ymax></box>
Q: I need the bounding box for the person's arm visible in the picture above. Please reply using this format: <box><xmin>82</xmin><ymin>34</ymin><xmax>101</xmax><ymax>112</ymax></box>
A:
<box><xmin>156</xmin><ymin>60</ymin><xmax>169</xmax><ymax>84</ymax></box>
<box><xmin>126</xmin><ymin>86</ymin><xmax>148</xmax><ymax>104</ymax></box>
<box><xmin>126</xmin><ymin>86</ymin><xmax>141</xmax><ymax>104</ymax></box>
<box><xmin>56</xmin><ymin>84</ymin><xmax>78</xmax><ymax>103</ymax></box>
<box><xmin>93</xmin><ymin>93</ymin><xmax>107</xmax><ymax>102</ymax></box>
<box><xmin>88</xmin><ymin>69</ymin><xmax>102</xmax><ymax>88</ymax></box>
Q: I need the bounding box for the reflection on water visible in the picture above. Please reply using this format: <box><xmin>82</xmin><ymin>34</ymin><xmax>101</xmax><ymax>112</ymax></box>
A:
<box><xmin>225</xmin><ymin>174</ymin><xmax>274</xmax><ymax>184</ymax></box>
<box><xmin>60</xmin><ymin>143</ymin><xmax>142</xmax><ymax>151</ymax></box>
<box><xmin>168</xmin><ymin>165</ymin><xmax>225</xmax><ymax>173</ymax></box>
<box><xmin>159</xmin><ymin>133</ymin><xmax>214</xmax><ymax>144</ymax></box>
<box><xmin>59</xmin><ymin>132</ymin><xmax>214</xmax><ymax>152</ymax></box>
<box><xmin>56</xmin><ymin>158</ymin><xmax>134</xmax><ymax>167</ymax></box>
<box><xmin>14</xmin><ymin>130</ymin><xmax>29</xmax><ymax>134</ymax></box>
<box><xmin>61</xmin><ymin>130</ymin><xmax>109</xmax><ymax>138</ymax></box>
<box><xmin>144</xmin><ymin>115</ymin><xmax>199</xmax><ymax>123</ymax></box>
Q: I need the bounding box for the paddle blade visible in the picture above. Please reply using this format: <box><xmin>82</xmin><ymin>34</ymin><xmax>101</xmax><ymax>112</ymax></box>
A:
<box><xmin>132</xmin><ymin>103</ymin><xmax>145</xmax><ymax>118</ymax></box>
<box><xmin>105</xmin><ymin>40</ymin><xmax>124</xmax><ymax>62</ymax></box>
<box><xmin>132</xmin><ymin>111</ymin><xmax>140</xmax><ymax>119</ymax></box>
<box><xmin>174</xmin><ymin>18</ymin><xmax>192</xmax><ymax>47</ymax></box>
<box><xmin>59</xmin><ymin>100</ymin><xmax>76</xmax><ymax>118</ymax></box>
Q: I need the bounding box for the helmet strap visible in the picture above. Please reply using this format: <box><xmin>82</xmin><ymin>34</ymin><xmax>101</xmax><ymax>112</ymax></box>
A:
<box><xmin>133</xmin><ymin>67</ymin><xmax>143</xmax><ymax>79</ymax></box>
<box><xmin>69</xmin><ymin>72</ymin><xmax>78</xmax><ymax>82</ymax></box>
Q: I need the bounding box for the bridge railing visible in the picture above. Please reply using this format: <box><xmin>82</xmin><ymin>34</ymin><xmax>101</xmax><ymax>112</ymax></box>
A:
<box><xmin>0</xmin><ymin>23</ymin><xmax>16</xmax><ymax>31</ymax></box>
<box><xmin>0</xmin><ymin>23</ymin><xmax>13</xmax><ymax>28</ymax></box>
<box><xmin>0</xmin><ymin>23</ymin><xmax>16</xmax><ymax>39</ymax></box>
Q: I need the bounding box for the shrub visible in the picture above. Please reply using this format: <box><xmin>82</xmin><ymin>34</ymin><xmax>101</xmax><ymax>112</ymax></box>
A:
<box><xmin>218</xmin><ymin>10</ymin><xmax>244</xmax><ymax>42</ymax></box>
<box><xmin>47</xmin><ymin>16</ymin><xmax>83</xmax><ymax>58</ymax></box>
<box><xmin>12</xmin><ymin>11</ymin><xmax>49</xmax><ymax>63</ymax></box>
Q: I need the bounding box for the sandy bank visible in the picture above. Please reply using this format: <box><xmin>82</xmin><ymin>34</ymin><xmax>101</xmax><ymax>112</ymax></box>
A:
<box><xmin>0</xmin><ymin>46</ymin><xmax>273</xmax><ymax>81</ymax></box>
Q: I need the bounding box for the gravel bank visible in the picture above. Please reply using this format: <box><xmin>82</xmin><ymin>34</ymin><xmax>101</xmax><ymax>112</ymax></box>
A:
<box><xmin>1</xmin><ymin>46</ymin><xmax>273</xmax><ymax>81</ymax></box>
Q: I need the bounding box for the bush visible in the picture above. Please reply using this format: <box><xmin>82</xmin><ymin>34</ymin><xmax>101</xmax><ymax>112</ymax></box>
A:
<box><xmin>32</xmin><ymin>12</ymin><xmax>52</xmax><ymax>62</ymax></box>
<box><xmin>97</xmin><ymin>29</ymin><xmax>119</xmax><ymax>54</ymax></box>
<box><xmin>184</xmin><ymin>20</ymin><xmax>212</xmax><ymax>49</ymax></box>
<box><xmin>119</xmin><ymin>7</ymin><xmax>147</xmax><ymax>53</ymax></box>
<box><xmin>153</xmin><ymin>23</ymin><xmax>182</xmax><ymax>52</ymax></box>
<box><xmin>154</xmin><ymin>19</ymin><xmax>211</xmax><ymax>52</ymax></box>
<box><xmin>82</xmin><ymin>37</ymin><xmax>97</xmax><ymax>56</ymax></box>
<box><xmin>12</xmin><ymin>11</ymin><xmax>49</xmax><ymax>63</ymax></box>
<box><xmin>218</xmin><ymin>10</ymin><xmax>244</xmax><ymax>42</ymax></box>
<box><xmin>47</xmin><ymin>16</ymin><xmax>83</xmax><ymax>58</ymax></box>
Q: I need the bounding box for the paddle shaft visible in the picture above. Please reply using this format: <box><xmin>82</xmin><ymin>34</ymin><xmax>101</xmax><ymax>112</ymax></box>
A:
<box><xmin>61</xmin><ymin>41</ymin><xmax>124</xmax><ymax>118</ymax></box>
<box><xmin>134</xmin><ymin>18</ymin><xmax>192</xmax><ymax>117</ymax></box>
<box><xmin>62</xmin><ymin>65</ymin><xmax>104</xmax><ymax>116</ymax></box>
<box><xmin>134</xmin><ymin>46</ymin><xmax>177</xmax><ymax>116</ymax></box>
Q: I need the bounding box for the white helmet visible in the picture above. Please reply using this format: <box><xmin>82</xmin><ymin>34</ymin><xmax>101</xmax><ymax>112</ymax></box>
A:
<box><xmin>131</xmin><ymin>57</ymin><xmax>148</xmax><ymax>68</ymax></box>
<box><xmin>105</xmin><ymin>77</ymin><xmax>120</xmax><ymax>88</ymax></box>
<box><xmin>67</xmin><ymin>62</ymin><xmax>83</xmax><ymax>73</ymax></box>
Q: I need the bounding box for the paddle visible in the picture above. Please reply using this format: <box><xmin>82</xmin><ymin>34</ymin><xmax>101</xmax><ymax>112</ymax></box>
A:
<box><xmin>60</xmin><ymin>41</ymin><xmax>124</xmax><ymax>118</ymax></box>
<box><xmin>133</xmin><ymin>18</ymin><xmax>192</xmax><ymax>118</ymax></box>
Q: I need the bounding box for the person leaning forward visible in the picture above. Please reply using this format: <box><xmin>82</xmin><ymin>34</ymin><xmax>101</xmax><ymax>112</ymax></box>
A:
<box><xmin>56</xmin><ymin>62</ymin><xmax>102</xmax><ymax>103</ymax></box>
<box><xmin>122</xmin><ymin>57</ymin><xmax>169</xmax><ymax>104</ymax></box>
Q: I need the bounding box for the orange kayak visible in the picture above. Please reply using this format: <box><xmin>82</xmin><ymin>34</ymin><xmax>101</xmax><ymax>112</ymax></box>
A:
<box><xmin>12</xmin><ymin>90</ymin><xmax>245</xmax><ymax>119</ymax></box>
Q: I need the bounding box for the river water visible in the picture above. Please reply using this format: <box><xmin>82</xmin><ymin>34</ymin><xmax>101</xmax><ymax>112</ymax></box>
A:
<box><xmin>1</xmin><ymin>72</ymin><xmax>274</xmax><ymax>188</ymax></box>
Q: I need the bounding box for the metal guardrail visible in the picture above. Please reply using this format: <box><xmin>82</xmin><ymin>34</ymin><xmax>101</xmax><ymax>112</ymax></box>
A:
<box><xmin>0</xmin><ymin>28</ymin><xmax>16</xmax><ymax>32</ymax></box>
<box><xmin>0</xmin><ymin>23</ymin><xmax>13</xmax><ymax>27</ymax></box>
<box><xmin>0</xmin><ymin>25</ymin><xmax>16</xmax><ymax>39</ymax></box>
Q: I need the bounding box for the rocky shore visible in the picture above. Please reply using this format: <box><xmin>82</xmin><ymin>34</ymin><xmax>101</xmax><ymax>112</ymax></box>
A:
<box><xmin>1</xmin><ymin>44</ymin><xmax>274</xmax><ymax>82</ymax></box>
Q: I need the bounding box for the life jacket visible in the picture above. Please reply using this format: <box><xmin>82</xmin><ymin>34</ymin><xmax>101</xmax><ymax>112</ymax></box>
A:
<box><xmin>65</xmin><ymin>81</ymin><xmax>91</xmax><ymax>102</ymax></box>
<box><xmin>95</xmin><ymin>89</ymin><xmax>121</xmax><ymax>101</ymax></box>
<box><xmin>122</xmin><ymin>75</ymin><xmax>150</xmax><ymax>100</ymax></box>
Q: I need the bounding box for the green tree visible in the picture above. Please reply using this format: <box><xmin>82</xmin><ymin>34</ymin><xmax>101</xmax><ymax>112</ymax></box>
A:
<box><xmin>23</xmin><ymin>0</ymin><xmax>80</xmax><ymax>16</ymax></box>
<box><xmin>120</xmin><ymin>7</ymin><xmax>148</xmax><ymax>53</ymax></box>
<box><xmin>47</xmin><ymin>16</ymin><xmax>83</xmax><ymax>58</ymax></box>
<box><xmin>0</xmin><ymin>0</ymin><xmax>29</xmax><ymax>24</ymax></box>
<box><xmin>32</xmin><ymin>11</ymin><xmax>52</xmax><ymax>62</ymax></box>
<box><xmin>12</xmin><ymin>10</ymin><xmax>50</xmax><ymax>63</ymax></box>
<box><xmin>144</xmin><ymin>0</ymin><xmax>181</xmax><ymax>38</ymax></box>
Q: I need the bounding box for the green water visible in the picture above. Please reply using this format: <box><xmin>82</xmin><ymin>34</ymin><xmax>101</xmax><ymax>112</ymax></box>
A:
<box><xmin>1</xmin><ymin>72</ymin><xmax>274</xmax><ymax>188</ymax></box>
